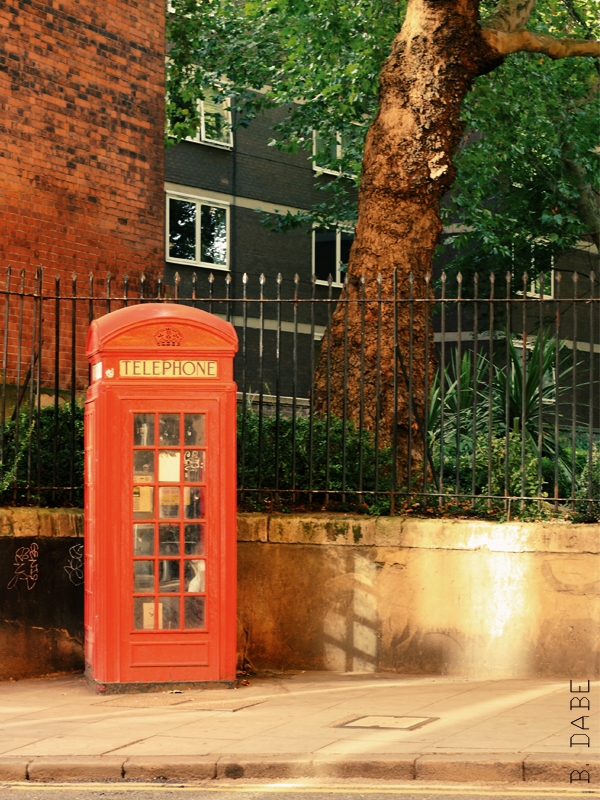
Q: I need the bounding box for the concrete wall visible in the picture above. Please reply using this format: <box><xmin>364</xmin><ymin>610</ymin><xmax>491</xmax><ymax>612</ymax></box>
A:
<box><xmin>237</xmin><ymin>514</ymin><xmax>599</xmax><ymax>679</ymax></box>
<box><xmin>0</xmin><ymin>510</ymin><xmax>597</xmax><ymax>680</ymax></box>
<box><xmin>0</xmin><ymin>509</ymin><xmax>84</xmax><ymax>681</ymax></box>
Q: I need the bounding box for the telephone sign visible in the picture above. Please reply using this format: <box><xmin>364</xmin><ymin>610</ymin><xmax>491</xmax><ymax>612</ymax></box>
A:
<box><xmin>85</xmin><ymin>303</ymin><xmax>238</xmax><ymax>691</ymax></box>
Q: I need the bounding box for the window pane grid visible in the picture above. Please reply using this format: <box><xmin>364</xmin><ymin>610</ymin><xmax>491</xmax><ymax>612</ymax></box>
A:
<box><xmin>132</xmin><ymin>413</ymin><xmax>207</xmax><ymax>631</ymax></box>
<box><xmin>167</xmin><ymin>195</ymin><xmax>229</xmax><ymax>269</ymax></box>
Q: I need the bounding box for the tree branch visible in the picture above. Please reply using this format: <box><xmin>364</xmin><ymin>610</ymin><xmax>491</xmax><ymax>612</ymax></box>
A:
<box><xmin>481</xmin><ymin>0</ymin><xmax>537</xmax><ymax>33</ymax></box>
<box><xmin>482</xmin><ymin>28</ymin><xmax>600</xmax><ymax>59</ymax></box>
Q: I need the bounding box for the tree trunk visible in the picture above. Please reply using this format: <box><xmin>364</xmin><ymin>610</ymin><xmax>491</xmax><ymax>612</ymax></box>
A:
<box><xmin>314</xmin><ymin>0</ymin><xmax>501</xmax><ymax>486</ymax></box>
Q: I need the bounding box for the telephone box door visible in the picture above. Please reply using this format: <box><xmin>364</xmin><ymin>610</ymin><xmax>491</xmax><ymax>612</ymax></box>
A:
<box><xmin>118</xmin><ymin>398</ymin><xmax>228</xmax><ymax>682</ymax></box>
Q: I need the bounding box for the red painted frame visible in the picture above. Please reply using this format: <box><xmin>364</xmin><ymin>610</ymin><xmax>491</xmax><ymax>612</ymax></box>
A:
<box><xmin>85</xmin><ymin>304</ymin><xmax>238</xmax><ymax>688</ymax></box>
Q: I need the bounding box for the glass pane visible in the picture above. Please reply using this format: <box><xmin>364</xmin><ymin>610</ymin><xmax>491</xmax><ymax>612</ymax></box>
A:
<box><xmin>134</xmin><ymin>597</ymin><xmax>156</xmax><ymax>630</ymax></box>
<box><xmin>200</xmin><ymin>205</ymin><xmax>227</xmax><ymax>266</ymax></box>
<box><xmin>159</xmin><ymin>560</ymin><xmax>180</xmax><ymax>592</ymax></box>
<box><xmin>184</xmin><ymin>414</ymin><xmax>205</xmax><ymax>446</ymax></box>
<box><xmin>184</xmin><ymin>523</ymin><xmax>204</xmax><ymax>555</ymax></box>
<box><xmin>133</xmin><ymin>561</ymin><xmax>154</xmax><ymax>593</ymax></box>
<box><xmin>340</xmin><ymin>232</ymin><xmax>354</xmax><ymax>267</ymax></box>
<box><xmin>133</xmin><ymin>451</ymin><xmax>154</xmax><ymax>483</ymax></box>
<box><xmin>134</xmin><ymin>524</ymin><xmax>154</xmax><ymax>556</ymax></box>
<box><xmin>314</xmin><ymin>131</ymin><xmax>337</xmax><ymax>167</ymax></box>
<box><xmin>184</xmin><ymin>596</ymin><xmax>205</xmax><ymax>629</ymax></box>
<box><xmin>158</xmin><ymin>597</ymin><xmax>180</xmax><ymax>630</ymax></box>
<box><xmin>169</xmin><ymin>198</ymin><xmax>196</xmax><ymax>261</ymax></box>
<box><xmin>133</xmin><ymin>486</ymin><xmax>154</xmax><ymax>519</ymax></box>
<box><xmin>158</xmin><ymin>451</ymin><xmax>181</xmax><ymax>482</ymax></box>
<box><xmin>159</xmin><ymin>523</ymin><xmax>180</xmax><ymax>556</ymax></box>
<box><xmin>134</xmin><ymin>414</ymin><xmax>154</xmax><ymax>446</ymax></box>
<box><xmin>183</xmin><ymin>450</ymin><xmax>204</xmax><ymax>483</ymax></box>
<box><xmin>184</xmin><ymin>486</ymin><xmax>204</xmax><ymax>519</ymax></box>
<box><xmin>159</xmin><ymin>486</ymin><xmax>180</xmax><ymax>519</ymax></box>
<box><xmin>314</xmin><ymin>229</ymin><xmax>336</xmax><ymax>282</ymax></box>
<box><xmin>159</xmin><ymin>414</ymin><xmax>180</xmax><ymax>446</ymax></box>
<box><xmin>184</xmin><ymin>560</ymin><xmax>205</xmax><ymax>593</ymax></box>
<box><xmin>202</xmin><ymin>91</ymin><xmax>231</xmax><ymax>145</ymax></box>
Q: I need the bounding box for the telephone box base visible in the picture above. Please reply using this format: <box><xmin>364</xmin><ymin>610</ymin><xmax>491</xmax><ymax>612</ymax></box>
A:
<box><xmin>86</xmin><ymin>675</ymin><xmax>238</xmax><ymax>695</ymax></box>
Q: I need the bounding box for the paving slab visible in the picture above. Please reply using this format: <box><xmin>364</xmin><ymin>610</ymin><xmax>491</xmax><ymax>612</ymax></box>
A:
<box><xmin>524</xmin><ymin>754</ymin><xmax>600</xmax><ymax>785</ymax></box>
<box><xmin>123</xmin><ymin>755</ymin><xmax>217</xmax><ymax>781</ymax></box>
<box><xmin>313</xmin><ymin>753</ymin><xmax>417</xmax><ymax>779</ymax></box>
<box><xmin>27</xmin><ymin>756</ymin><xmax>125</xmax><ymax>781</ymax></box>
<box><xmin>416</xmin><ymin>753</ymin><xmax>524</xmax><ymax>782</ymax></box>
<box><xmin>216</xmin><ymin>755</ymin><xmax>315</xmax><ymax>779</ymax></box>
<box><xmin>0</xmin><ymin>757</ymin><xmax>29</xmax><ymax>781</ymax></box>
<box><xmin>0</xmin><ymin>672</ymin><xmax>596</xmax><ymax>785</ymax></box>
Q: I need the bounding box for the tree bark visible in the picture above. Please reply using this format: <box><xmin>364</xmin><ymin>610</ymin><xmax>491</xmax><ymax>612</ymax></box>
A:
<box><xmin>314</xmin><ymin>0</ymin><xmax>502</xmax><ymax>483</ymax></box>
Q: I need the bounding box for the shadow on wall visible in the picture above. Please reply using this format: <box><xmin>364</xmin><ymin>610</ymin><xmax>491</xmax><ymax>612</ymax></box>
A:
<box><xmin>322</xmin><ymin>551</ymin><xmax>379</xmax><ymax>672</ymax></box>
<box><xmin>236</xmin><ymin>516</ymin><xmax>599</xmax><ymax>679</ymax></box>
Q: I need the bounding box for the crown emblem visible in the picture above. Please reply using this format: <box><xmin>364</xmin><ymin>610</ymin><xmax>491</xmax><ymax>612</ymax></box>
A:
<box><xmin>154</xmin><ymin>327</ymin><xmax>183</xmax><ymax>347</ymax></box>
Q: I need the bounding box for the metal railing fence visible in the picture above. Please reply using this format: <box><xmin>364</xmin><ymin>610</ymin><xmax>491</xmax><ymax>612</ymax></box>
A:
<box><xmin>0</xmin><ymin>265</ymin><xmax>598</xmax><ymax>519</ymax></box>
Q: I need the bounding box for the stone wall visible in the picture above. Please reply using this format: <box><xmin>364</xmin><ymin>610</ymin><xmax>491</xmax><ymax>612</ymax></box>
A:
<box><xmin>237</xmin><ymin>515</ymin><xmax>599</xmax><ymax>678</ymax></box>
<box><xmin>0</xmin><ymin>510</ymin><xmax>597</xmax><ymax>680</ymax></box>
<box><xmin>0</xmin><ymin>509</ymin><xmax>84</xmax><ymax>681</ymax></box>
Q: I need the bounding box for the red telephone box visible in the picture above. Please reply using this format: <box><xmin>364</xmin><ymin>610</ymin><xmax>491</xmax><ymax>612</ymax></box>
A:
<box><xmin>84</xmin><ymin>303</ymin><xmax>238</xmax><ymax>691</ymax></box>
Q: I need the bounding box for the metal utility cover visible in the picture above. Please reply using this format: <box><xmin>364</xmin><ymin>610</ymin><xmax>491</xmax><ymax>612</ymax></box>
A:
<box><xmin>336</xmin><ymin>715</ymin><xmax>438</xmax><ymax>730</ymax></box>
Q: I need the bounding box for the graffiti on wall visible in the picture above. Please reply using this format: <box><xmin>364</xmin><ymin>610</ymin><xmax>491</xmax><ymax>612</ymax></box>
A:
<box><xmin>7</xmin><ymin>543</ymin><xmax>39</xmax><ymax>590</ymax></box>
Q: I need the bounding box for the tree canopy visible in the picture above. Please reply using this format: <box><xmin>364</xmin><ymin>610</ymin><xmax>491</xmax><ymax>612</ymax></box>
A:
<box><xmin>166</xmin><ymin>0</ymin><xmax>599</xmax><ymax>279</ymax></box>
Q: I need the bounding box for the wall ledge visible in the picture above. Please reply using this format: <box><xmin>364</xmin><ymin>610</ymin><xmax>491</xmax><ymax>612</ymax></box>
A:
<box><xmin>0</xmin><ymin>509</ymin><xmax>597</xmax><ymax>555</ymax></box>
<box><xmin>238</xmin><ymin>513</ymin><xmax>600</xmax><ymax>554</ymax></box>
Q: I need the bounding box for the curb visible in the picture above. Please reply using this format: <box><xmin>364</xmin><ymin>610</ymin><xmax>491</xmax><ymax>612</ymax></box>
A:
<box><xmin>0</xmin><ymin>754</ymin><xmax>597</xmax><ymax>785</ymax></box>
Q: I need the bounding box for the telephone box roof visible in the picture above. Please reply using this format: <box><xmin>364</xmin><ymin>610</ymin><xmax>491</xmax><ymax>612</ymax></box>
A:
<box><xmin>86</xmin><ymin>302</ymin><xmax>238</xmax><ymax>358</ymax></box>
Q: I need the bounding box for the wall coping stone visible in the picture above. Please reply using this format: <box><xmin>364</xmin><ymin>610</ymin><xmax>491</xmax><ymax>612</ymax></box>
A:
<box><xmin>0</xmin><ymin>508</ymin><xmax>83</xmax><ymax>538</ymax></box>
<box><xmin>0</xmin><ymin>509</ymin><xmax>597</xmax><ymax>553</ymax></box>
<box><xmin>239</xmin><ymin>513</ymin><xmax>599</xmax><ymax>554</ymax></box>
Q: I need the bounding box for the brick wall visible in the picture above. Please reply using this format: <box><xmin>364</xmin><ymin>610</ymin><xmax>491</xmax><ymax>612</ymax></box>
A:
<box><xmin>0</xmin><ymin>0</ymin><xmax>165</xmax><ymax>387</ymax></box>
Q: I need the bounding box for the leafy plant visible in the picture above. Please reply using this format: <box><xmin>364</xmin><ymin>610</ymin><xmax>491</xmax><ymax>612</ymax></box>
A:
<box><xmin>0</xmin><ymin>403</ymin><xmax>84</xmax><ymax>507</ymax></box>
<box><xmin>238</xmin><ymin>400</ymin><xmax>393</xmax><ymax>512</ymax></box>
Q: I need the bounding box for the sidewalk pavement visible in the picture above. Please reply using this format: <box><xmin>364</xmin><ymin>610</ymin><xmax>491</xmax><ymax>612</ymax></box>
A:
<box><xmin>0</xmin><ymin>671</ymin><xmax>597</xmax><ymax>785</ymax></box>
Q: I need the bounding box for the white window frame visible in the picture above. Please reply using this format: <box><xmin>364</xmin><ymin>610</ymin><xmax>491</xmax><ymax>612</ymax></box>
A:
<box><xmin>527</xmin><ymin>269</ymin><xmax>555</xmax><ymax>300</ymax></box>
<box><xmin>183</xmin><ymin>91</ymin><xmax>233</xmax><ymax>150</ymax></box>
<box><xmin>312</xmin><ymin>227</ymin><xmax>354</xmax><ymax>287</ymax></box>
<box><xmin>166</xmin><ymin>191</ymin><xmax>230</xmax><ymax>271</ymax></box>
<box><xmin>312</xmin><ymin>131</ymin><xmax>344</xmax><ymax>176</ymax></box>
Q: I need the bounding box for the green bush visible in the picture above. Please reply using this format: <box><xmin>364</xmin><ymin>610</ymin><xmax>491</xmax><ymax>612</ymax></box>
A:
<box><xmin>238</xmin><ymin>407</ymin><xmax>393</xmax><ymax>513</ymax></box>
<box><xmin>0</xmin><ymin>403</ymin><xmax>84</xmax><ymax>507</ymax></box>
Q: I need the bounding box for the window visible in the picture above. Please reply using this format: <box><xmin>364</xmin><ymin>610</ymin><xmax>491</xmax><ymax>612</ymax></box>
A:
<box><xmin>313</xmin><ymin>228</ymin><xmax>354</xmax><ymax>285</ymax></box>
<box><xmin>166</xmin><ymin>194</ymin><xmax>229</xmax><ymax>270</ymax></box>
<box><xmin>170</xmin><ymin>87</ymin><xmax>233</xmax><ymax>149</ymax></box>
<box><xmin>313</xmin><ymin>131</ymin><xmax>352</xmax><ymax>175</ymax></box>
<box><xmin>528</xmin><ymin>270</ymin><xmax>554</xmax><ymax>299</ymax></box>
<box><xmin>197</xmin><ymin>89</ymin><xmax>232</xmax><ymax>148</ymax></box>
